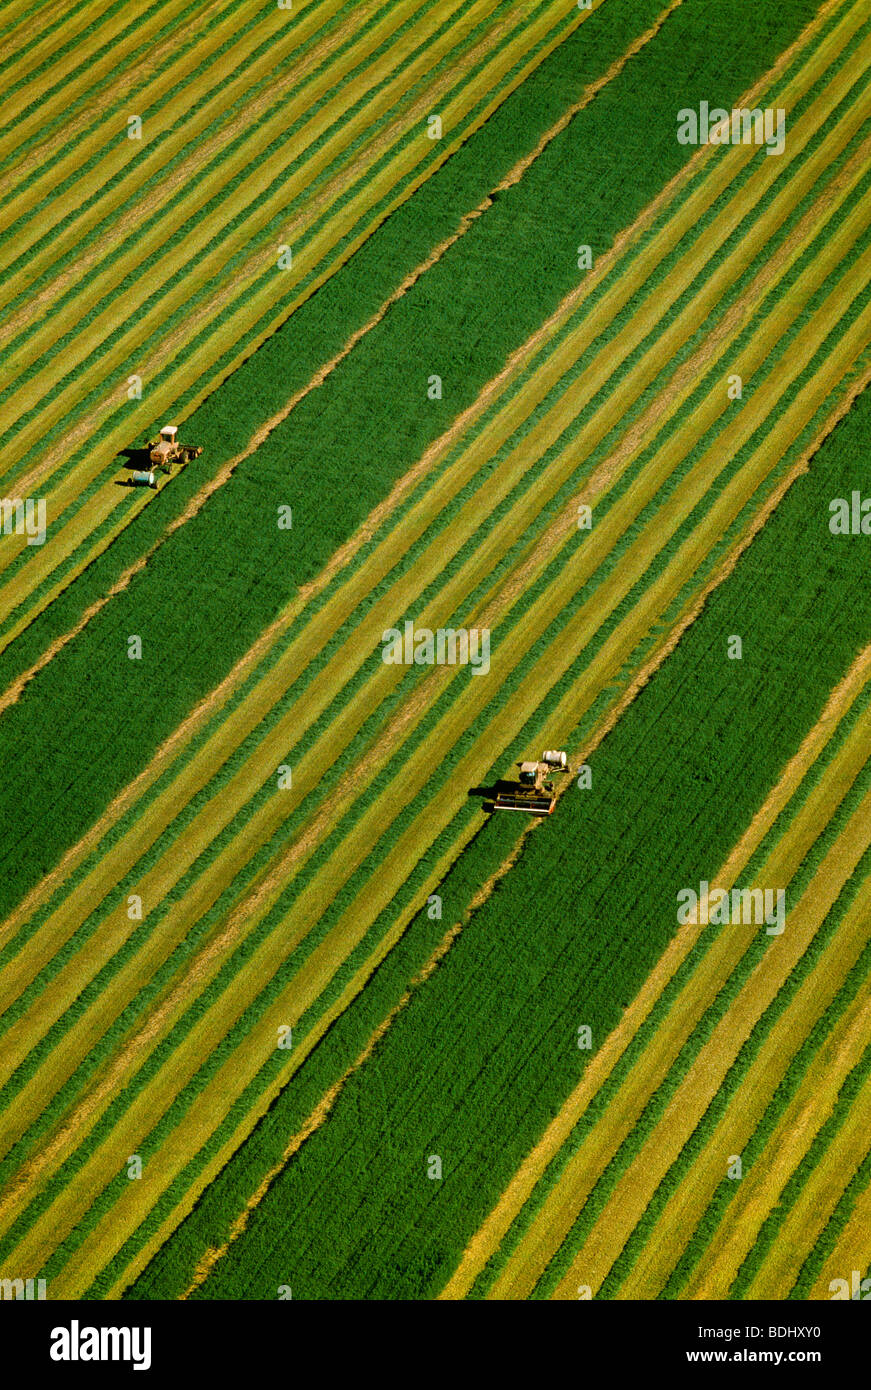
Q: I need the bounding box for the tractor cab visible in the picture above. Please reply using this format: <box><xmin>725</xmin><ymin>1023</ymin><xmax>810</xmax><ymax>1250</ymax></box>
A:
<box><xmin>492</xmin><ymin>752</ymin><xmax>569</xmax><ymax>814</ymax></box>
<box><xmin>149</xmin><ymin>425</ymin><xmax>178</xmax><ymax>468</ymax></box>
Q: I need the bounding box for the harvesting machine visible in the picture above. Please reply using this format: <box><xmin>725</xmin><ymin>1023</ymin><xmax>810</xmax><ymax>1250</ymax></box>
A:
<box><xmin>125</xmin><ymin>425</ymin><xmax>203</xmax><ymax>488</ymax></box>
<box><xmin>492</xmin><ymin>750</ymin><xmax>569</xmax><ymax>815</ymax></box>
<box><xmin>146</xmin><ymin>425</ymin><xmax>202</xmax><ymax>472</ymax></box>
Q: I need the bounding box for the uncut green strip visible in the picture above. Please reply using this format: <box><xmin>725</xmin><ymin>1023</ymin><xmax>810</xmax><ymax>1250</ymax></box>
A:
<box><xmin>0</xmin><ymin>0</ymin><xmax>806</xmax><ymax>918</ymax></box>
<box><xmin>110</xmin><ymin>382</ymin><xmax>871</xmax><ymax>1300</ymax></box>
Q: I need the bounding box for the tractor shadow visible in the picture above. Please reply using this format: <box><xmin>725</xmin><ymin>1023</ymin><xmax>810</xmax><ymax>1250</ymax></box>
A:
<box><xmin>114</xmin><ymin>446</ymin><xmax>152</xmax><ymax>487</ymax></box>
<box><xmin>468</xmin><ymin>779</ymin><xmax>512</xmax><ymax>811</ymax></box>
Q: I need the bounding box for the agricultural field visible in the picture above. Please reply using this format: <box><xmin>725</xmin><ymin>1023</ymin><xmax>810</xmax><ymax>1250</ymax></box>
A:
<box><xmin>0</xmin><ymin>0</ymin><xmax>869</xmax><ymax>1319</ymax></box>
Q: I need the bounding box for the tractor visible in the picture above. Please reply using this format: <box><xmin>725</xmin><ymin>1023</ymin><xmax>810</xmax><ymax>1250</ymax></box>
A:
<box><xmin>145</xmin><ymin>425</ymin><xmax>203</xmax><ymax>474</ymax></box>
<box><xmin>492</xmin><ymin>750</ymin><xmax>569</xmax><ymax>815</ymax></box>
